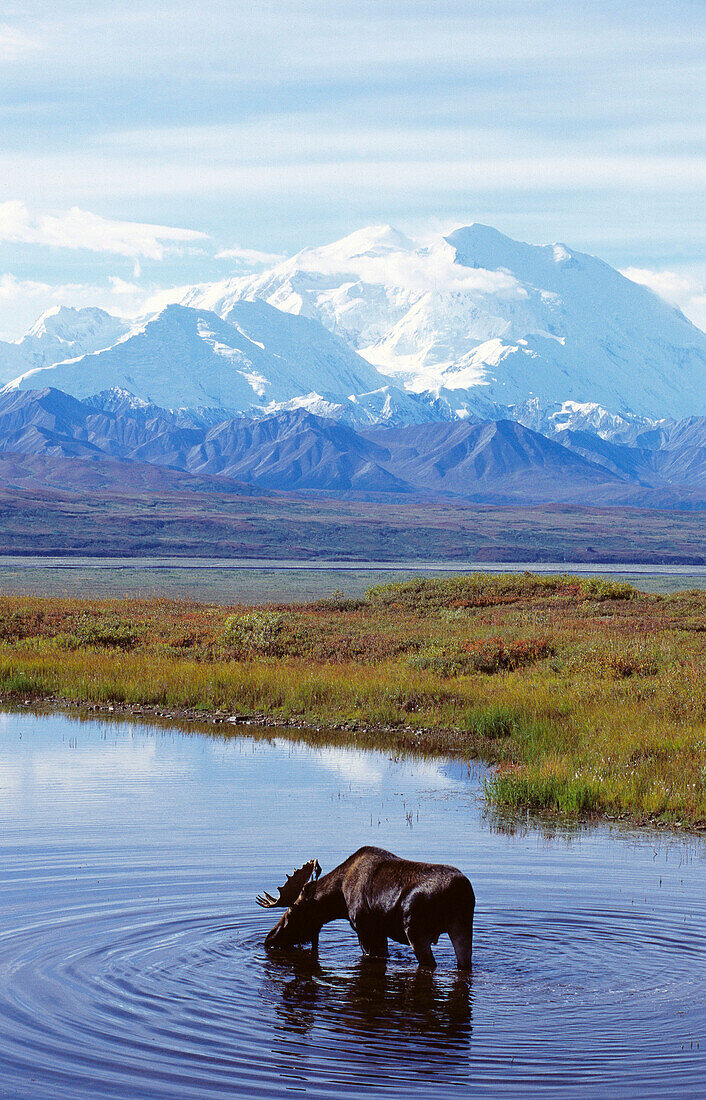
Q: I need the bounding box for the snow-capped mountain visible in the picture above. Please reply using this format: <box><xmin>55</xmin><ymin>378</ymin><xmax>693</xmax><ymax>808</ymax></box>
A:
<box><xmin>179</xmin><ymin>223</ymin><xmax>706</xmax><ymax>422</ymax></box>
<box><xmin>4</xmin><ymin>299</ymin><xmax>436</xmax><ymax>424</ymax></box>
<box><xmin>0</xmin><ymin>306</ymin><xmax>131</xmax><ymax>385</ymax></box>
<box><xmin>3</xmin><ymin>223</ymin><xmax>706</xmax><ymax>428</ymax></box>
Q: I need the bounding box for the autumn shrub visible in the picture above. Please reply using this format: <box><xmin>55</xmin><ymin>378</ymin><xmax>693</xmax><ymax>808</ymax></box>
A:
<box><xmin>0</xmin><ymin>606</ymin><xmax>64</xmax><ymax>642</ymax></box>
<box><xmin>313</xmin><ymin>590</ymin><xmax>365</xmax><ymax>612</ymax></box>
<box><xmin>578</xmin><ymin>577</ymin><xmax>636</xmax><ymax>601</ymax></box>
<box><xmin>409</xmin><ymin>643</ymin><xmax>470</xmax><ymax>677</ymax></box>
<box><xmin>463</xmin><ymin>636</ymin><xmax>554</xmax><ymax>673</ymax></box>
<box><xmin>365</xmin><ymin>572</ymin><xmax>564</xmax><ymax>613</ymax></box>
<box><xmin>72</xmin><ymin>616</ymin><xmax>138</xmax><ymax>650</ymax></box>
<box><xmin>221</xmin><ymin>610</ymin><xmax>285</xmax><ymax>655</ymax></box>
<box><xmin>600</xmin><ymin>651</ymin><xmax>659</xmax><ymax>678</ymax></box>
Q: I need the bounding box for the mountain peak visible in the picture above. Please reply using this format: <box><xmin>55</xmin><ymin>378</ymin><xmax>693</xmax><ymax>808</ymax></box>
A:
<box><xmin>445</xmin><ymin>223</ymin><xmax>546</xmax><ymax>272</ymax></box>
<box><xmin>333</xmin><ymin>223</ymin><xmax>410</xmax><ymax>251</ymax></box>
<box><xmin>446</xmin><ymin>222</ymin><xmax>514</xmax><ymax>248</ymax></box>
<box><xmin>26</xmin><ymin>304</ymin><xmax>120</xmax><ymax>341</ymax></box>
<box><xmin>305</xmin><ymin>224</ymin><xmax>414</xmax><ymax>266</ymax></box>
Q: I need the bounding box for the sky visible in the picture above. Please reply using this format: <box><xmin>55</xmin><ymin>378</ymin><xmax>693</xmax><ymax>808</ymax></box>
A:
<box><xmin>0</xmin><ymin>0</ymin><xmax>704</xmax><ymax>338</ymax></box>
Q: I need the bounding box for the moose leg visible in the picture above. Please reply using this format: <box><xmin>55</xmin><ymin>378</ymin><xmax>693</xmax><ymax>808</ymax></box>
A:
<box><xmin>357</xmin><ymin>930</ymin><xmax>388</xmax><ymax>959</ymax></box>
<box><xmin>407</xmin><ymin>934</ymin><xmax>436</xmax><ymax>969</ymax></box>
<box><xmin>355</xmin><ymin>914</ymin><xmax>388</xmax><ymax>959</ymax></box>
<box><xmin>448</xmin><ymin>921</ymin><xmax>473</xmax><ymax>970</ymax></box>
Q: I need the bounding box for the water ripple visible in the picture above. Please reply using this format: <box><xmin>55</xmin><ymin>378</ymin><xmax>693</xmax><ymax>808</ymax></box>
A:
<box><xmin>1</xmin><ymin>890</ymin><xmax>704</xmax><ymax>1098</ymax></box>
<box><xmin>0</xmin><ymin>713</ymin><xmax>704</xmax><ymax>1097</ymax></box>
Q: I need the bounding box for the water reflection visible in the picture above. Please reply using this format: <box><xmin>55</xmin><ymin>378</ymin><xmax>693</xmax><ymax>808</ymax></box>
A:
<box><xmin>265</xmin><ymin>952</ymin><xmax>473</xmax><ymax>1043</ymax></box>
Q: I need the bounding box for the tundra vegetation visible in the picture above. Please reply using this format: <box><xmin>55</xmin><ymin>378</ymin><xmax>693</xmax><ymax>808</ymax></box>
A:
<box><xmin>0</xmin><ymin>573</ymin><xmax>704</xmax><ymax>828</ymax></box>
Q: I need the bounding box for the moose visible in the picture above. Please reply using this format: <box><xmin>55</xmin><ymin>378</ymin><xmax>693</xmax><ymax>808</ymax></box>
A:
<box><xmin>257</xmin><ymin>846</ymin><xmax>475</xmax><ymax>969</ymax></box>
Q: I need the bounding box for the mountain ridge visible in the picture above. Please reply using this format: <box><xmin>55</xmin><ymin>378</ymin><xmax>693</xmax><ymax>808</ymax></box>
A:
<box><xmin>1</xmin><ymin>385</ymin><xmax>705</xmax><ymax>509</ymax></box>
<box><xmin>177</xmin><ymin>222</ymin><xmax>706</xmax><ymax>421</ymax></box>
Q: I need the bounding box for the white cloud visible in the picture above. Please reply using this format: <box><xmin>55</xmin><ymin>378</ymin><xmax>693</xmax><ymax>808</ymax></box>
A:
<box><xmin>0</xmin><ymin>23</ymin><xmax>41</xmax><ymax>60</ymax></box>
<box><xmin>622</xmin><ymin>266</ymin><xmax>706</xmax><ymax>332</ymax></box>
<box><xmin>216</xmin><ymin>244</ymin><xmax>286</xmax><ymax>267</ymax></box>
<box><xmin>140</xmin><ymin>283</ymin><xmax>195</xmax><ymax>314</ymax></box>
<box><xmin>295</xmin><ymin>234</ymin><xmax>526</xmax><ymax>299</ymax></box>
<box><xmin>0</xmin><ymin>273</ymin><xmax>54</xmax><ymax>300</ymax></box>
<box><xmin>3</xmin><ymin>149</ymin><xmax>706</xmax><ymax>208</ymax></box>
<box><xmin>0</xmin><ymin>273</ymin><xmax>133</xmax><ymax>306</ymax></box>
<box><xmin>108</xmin><ymin>275</ymin><xmax>142</xmax><ymax>295</ymax></box>
<box><xmin>0</xmin><ymin>201</ymin><xmax>208</xmax><ymax>260</ymax></box>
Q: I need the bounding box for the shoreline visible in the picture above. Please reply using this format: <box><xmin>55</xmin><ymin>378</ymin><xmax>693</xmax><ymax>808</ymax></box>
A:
<box><xmin>1</xmin><ymin>572</ymin><xmax>704</xmax><ymax>831</ymax></box>
<box><xmin>4</xmin><ymin>692</ymin><xmax>704</xmax><ymax>836</ymax></box>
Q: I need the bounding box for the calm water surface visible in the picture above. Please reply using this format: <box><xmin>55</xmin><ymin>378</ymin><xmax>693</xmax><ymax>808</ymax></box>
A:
<box><xmin>0</xmin><ymin>711</ymin><xmax>704</xmax><ymax>1098</ymax></box>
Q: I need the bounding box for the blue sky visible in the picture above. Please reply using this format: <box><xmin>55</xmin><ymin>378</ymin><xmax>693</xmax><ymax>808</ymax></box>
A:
<box><xmin>0</xmin><ymin>0</ymin><xmax>704</xmax><ymax>337</ymax></box>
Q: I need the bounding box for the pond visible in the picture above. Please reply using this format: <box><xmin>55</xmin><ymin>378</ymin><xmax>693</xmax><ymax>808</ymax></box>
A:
<box><xmin>0</xmin><ymin>710</ymin><xmax>704</xmax><ymax>1097</ymax></box>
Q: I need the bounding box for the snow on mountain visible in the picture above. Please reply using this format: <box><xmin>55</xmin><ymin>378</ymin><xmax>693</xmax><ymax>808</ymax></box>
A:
<box><xmin>4</xmin><ymin>222</ymin><xmax>706</xmax><ymax>428</ymax></box>
<box><xmin>179</xmin><ymin>223</ymin><xmax>706</xmax><ymax>422</ymax></box>
<box><xmin>4</xmin><ymin>386</ymin><xmax>706</xmax><ymax>507</ymax></box>
<box><xmin>181</xmin><ymin>225</ymin><xmax>424</xmax><ymax>349</ymax></box>
<box><xmin>3</xmin><ymin>300</ymin><xmax>420</xmax><ymax>418</ymax></box>
<box><xmin>0</xmin><ymin>306</ymin><xmax>131</xmax><ymax>385</ymax></box>
<box><xmin>510</xmin><ymin>398</ymin><xmax>657</xmax><ymax>440</ymax></box>
<box><xmin>82</xmin><ymin>387</ymin><xmax>243</xmax><ymax>428</ymax></box>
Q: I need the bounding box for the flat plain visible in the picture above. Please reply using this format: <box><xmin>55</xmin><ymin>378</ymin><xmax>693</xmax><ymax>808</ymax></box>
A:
<box><xmin>2</xmin><ymin>481</ymin><xmax>706</xmax><ymax>562</ymax></box>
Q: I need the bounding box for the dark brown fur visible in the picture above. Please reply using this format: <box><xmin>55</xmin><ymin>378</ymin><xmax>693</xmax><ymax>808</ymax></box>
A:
<box><xmin>263</xmin><ymin>846</ymin><xmax>475</xmax><ymax>969</ymax></box>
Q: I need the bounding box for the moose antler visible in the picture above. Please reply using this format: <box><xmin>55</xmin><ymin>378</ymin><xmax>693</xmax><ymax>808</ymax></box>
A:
<box><xmin>256</xmin><ymin>858</ymin><xmax>321</xmax><ymax>908</ymax></box>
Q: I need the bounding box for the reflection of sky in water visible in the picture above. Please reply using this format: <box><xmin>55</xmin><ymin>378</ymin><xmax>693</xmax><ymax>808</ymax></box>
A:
<box><xmin>1</xmin><ymin>707</ymin><xmax>702</xmax><ymax>895</ymax></box>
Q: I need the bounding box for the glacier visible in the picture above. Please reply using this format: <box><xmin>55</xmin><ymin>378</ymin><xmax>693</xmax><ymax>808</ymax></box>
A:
<box><xmin>0</xmin><ymin>306</ymin><xmax>132</xmax><ymax>386</ymax></box>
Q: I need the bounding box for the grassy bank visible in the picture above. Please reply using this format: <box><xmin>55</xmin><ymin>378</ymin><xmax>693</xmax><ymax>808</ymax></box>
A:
<box><xmin>0</xmin><ymin>574</ymin><xmax>704</xmax><ymax>828</ymax></box>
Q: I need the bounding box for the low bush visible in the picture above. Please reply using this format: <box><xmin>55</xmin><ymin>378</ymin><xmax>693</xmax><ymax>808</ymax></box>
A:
<box><xmin>365</xmin><ymin>572</ymin><xmax>564</xmax><ymax>612</ymax></box>
<box><xmin>409</xmin><ymin>643</ymin><xmax>470</xmax><ymax>677</ymax></box>
<box><xmin>579</xmin><ymin>577</ymin><xmax>636</xmax><ymax>601</ymax></box>
<box><xmin>73</xmin><ymin>616</ymin><xmax>138</xmax><ymax>650</ymax></box>
<box><xmin>411</xmin><ymin>637</ymin><xmax>553</xmax><ymax>677</ymax></box>
<box><xmin>313</xmin><ymin>590</ymin><xmax>365</xmax><ymax>612</ymax></box>
<box><xmin>463</xmin><ymin>637</ymin><xmax>554</xmax><ymax>673</ymax></box>
<box><xmin>221</xmin><ymin>610</ymin><xmax>284</xmax><ymax>655</ymax></box>
<box><xmin>601</xmin><ymin>652</ymin><xmax>659</xmax><ymax>678</ymax></box>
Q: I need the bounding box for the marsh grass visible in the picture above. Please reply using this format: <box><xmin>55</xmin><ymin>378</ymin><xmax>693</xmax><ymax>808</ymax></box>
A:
<box><xmin>0</xmin><ymin>573</ymin><xmax>704</xmax><ymax>826</ymax></box>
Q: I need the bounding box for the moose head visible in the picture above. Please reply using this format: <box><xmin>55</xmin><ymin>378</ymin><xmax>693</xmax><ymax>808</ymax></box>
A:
<box><xmin>257</xmin><ymin>858</ymin><xmax>323</xmax><ymax>949</ymax></box>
